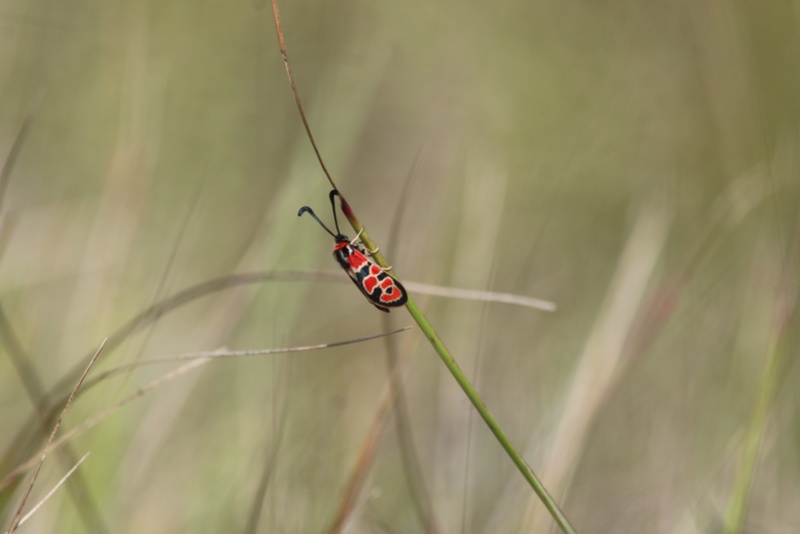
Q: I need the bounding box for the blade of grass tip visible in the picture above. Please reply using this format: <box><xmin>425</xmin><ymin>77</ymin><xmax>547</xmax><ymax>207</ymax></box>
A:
<box><xmin>0</xmin><ymin>328</ymin><xmax>412</xmax><ymax>492</ymax></box>
<box><xmin>6</xmin><ymin>339</ymin><xmax>106</xmax><ymax>534</ymax></box>
<box><xmin>0</xmin><ymin>211</ymin><xmax>19</xmax><ymax>274</ymax></box>
<box><xmin>0</xmin><ymin>307</ymin><xmax>49</xmax><ymax>434</ymax></box>
<box><xmin>0</xmin><ymin>95</ymin><xmax>41</xmax><ymax>270</ymax></box>
<box><xmin>0</xmin><ymin>308</ymin><xmax>108</xmax><ymax>534</ymax></box>
<box><xmin>16</xmin><ymin>453</ymin><xmax>91</xmax><ymax>528</ymax></box>
<box><xmin>270</xmin><ymin>0</ymin><xmax>338</xmax><ymax>190</ymax></box>
<box><xmin>0</xmin><ymin>93</ymin><xmax>42</xmax><ymax>213</ymax></box>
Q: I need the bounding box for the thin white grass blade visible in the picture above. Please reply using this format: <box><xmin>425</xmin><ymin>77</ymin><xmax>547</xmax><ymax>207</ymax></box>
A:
<box><xmin>16</xmin><ymin>453</ymin><xmax>91</xmax><ymax>527</ymax></box>
<box><xmin>403</xmin><ymin>281</ymin><xmax>556</xmax><ymax>312</ymax></box>
<box><xmin>6</xmin><ymin>340</ymin><xmax>106</xmax><ymax>534</ymax></box>
<box><xmin>0</xmin><ymin>328</ymin><xmax>411</xmax><ymax>492</ymax></box>
<box><xmin>523</xmin><ymin>206</ymin><xmax>670</xmax><ymax>532</ymax></box>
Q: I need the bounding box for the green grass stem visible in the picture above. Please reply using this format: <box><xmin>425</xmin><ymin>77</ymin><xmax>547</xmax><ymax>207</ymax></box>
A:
<box><xmin>338</xmin><ymin>197</ymin><xmax>576</xmax><ymax>534</ymax></box>
<box><xmin>724</xmin><ymin>321</ymin><xmax>786</xmax><ymax>533</ymax></box>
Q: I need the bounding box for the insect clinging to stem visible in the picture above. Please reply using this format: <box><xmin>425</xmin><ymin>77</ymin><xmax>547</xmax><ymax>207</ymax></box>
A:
<box><xmin>298</xmin><ymin>190</ymin><xmax>408</xmax><ymax>312</ymax></box>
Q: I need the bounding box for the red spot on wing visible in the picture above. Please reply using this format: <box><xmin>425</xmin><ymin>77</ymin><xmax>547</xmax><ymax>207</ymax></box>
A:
<box><xmin>363</xmin><ymin>275</ymin><xmax>378</xmax><ymax>293</ymax></box>
<box><xmin>379</xmin><ymin>279</ymin><xmax>405</xmax><ymax>303</ymax></box>
<box><xmin>347</xmin><ymin>249</ymin><xmax>370</xmax><ymax>271</ymax></box>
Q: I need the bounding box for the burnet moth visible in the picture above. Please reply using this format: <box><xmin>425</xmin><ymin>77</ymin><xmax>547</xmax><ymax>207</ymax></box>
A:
<box><xmin>298</xmin><ymin>190</ymin><xmax>408</xmax><ymax>312</ymax></box>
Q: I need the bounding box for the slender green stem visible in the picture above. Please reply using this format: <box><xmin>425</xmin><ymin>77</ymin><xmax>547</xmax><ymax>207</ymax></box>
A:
<box><xmin>338</xmin><ymin>196</ymin><xmax>576</xmax><ymax>534</ymax></box>
<box><xmin>270</xmin><ymin>2</ymin><xmax>572</xmax><ymax>525</ymax></box>
<box><xmin>403</xmin><ymin>296</ymin><xmax>576</xmax><ymax>534</ymax></box>
<box><xmin>724</xmin><ymin>330</ymin><xmax>785</xmax><ymax>534</ymax></box>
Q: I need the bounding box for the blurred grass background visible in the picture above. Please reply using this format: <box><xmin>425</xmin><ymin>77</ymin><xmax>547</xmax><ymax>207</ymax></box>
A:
<box><xmin>1</xmin><ymin>0</ymin><xmax>799</xmax><ymax>532</ymax></box>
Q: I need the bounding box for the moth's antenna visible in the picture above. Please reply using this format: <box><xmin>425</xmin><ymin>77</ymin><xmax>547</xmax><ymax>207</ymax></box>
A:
<box><xmin>329</xmin><ymin>190</ymin><xmax>342</xmax><ymax>236</ymax></box>
<box><xmin>298</xmin><ymin>206</ymin><xmax>337</xmax><ymax>238</ymax></box>
<box><xmin>271</xmin><ymin>0</ymin><xmax>337</xmax><ymax>190</ymax></box>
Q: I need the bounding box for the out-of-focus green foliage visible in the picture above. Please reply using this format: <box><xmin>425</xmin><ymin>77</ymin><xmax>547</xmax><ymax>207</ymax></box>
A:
<box><xmin>1</xmin><ymin>0</ymin><xmax>798</xmax><ymax>532</ymax></box>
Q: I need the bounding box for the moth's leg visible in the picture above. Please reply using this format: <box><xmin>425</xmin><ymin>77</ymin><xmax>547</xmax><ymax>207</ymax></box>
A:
<box><xmin>349</xmin><ymin>229</ymin><xmax>364</xmax><ymax>245</ymax></box>
<box><xmin>349</xmin><ymin>228</ymin><xmax>381</xmax><ymax>255</ymax></box>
